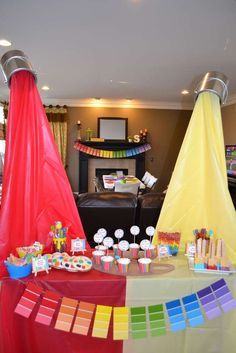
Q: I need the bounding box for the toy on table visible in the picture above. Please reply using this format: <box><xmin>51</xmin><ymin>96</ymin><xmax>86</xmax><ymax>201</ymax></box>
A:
<box><xmin>16</xmin><ymin>241</ymin><xmax>44</xmax><ymax>262</ymax></box>
<box><xmin>5</xmin><ymin>254</ymin><xmax>32</xmax><ymax>279</ymax></box>
<box><xmin>193</xmin><ymin>228</ymin><xmax>231</xmax><ymax>271</ymax></box>
<box><xmin>158</xmin><ymin>231</ymin><xmax>181</xmax><ymax>256</ymax></box>
<box><xmin>71</xmin><ymin>237</ymin><xmax>86</xmax><ymax>255</ymax></box>
<box><xmin>49</xmin><ymin>221</ymin><xmax>68</xmax><ymax>253</ymax></box>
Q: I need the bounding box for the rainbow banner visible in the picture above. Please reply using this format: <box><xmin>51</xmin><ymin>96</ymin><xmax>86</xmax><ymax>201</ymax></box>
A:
<box><xmin>74</xmin><ymin>142</ymin><xmax>151</xmax><ymax>158</ymax></box>
<box><xmin>13</xmin><ymin>278</ymin><xmax>236</xmax><ymax>341</ymax></box>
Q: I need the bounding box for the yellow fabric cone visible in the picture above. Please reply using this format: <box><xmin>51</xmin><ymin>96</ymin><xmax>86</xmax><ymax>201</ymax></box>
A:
<box><xmin>153</xmin><ymin>91</ymin><xmax>236</xmax><ymax>263</ymax></box>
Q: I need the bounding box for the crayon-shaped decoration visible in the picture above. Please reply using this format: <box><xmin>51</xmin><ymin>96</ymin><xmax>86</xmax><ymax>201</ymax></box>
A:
<box><xmin>148</xmin><ymin>304</ymin><xmax>166</xmax><ymax>337</ymax></box>
<box><xmin>182</xmin><ymin>293</ymin><xmax>204</xmax><ymax>327</ymax></box>
<box><xmin>35</xmin><ymin>290</ymin><xmax>61</xmax><ymax>326</ymax></box>
<box><xmin>54</xmin><ymin>297</ymin><xmax>78</xmax><ymax>332</ymax></box>
<box><xmin>14</xmin><ymin>282</ymin><xmax>42</xmax><ymax>318</ymax></box>
<box><xmin>130</xmin><ymin>306</ymin><xmax>147</xmax><ymax>339</ymax></box>
<box><xmin>165</xmin><ymin>299</ymin><xmax>186</xmax><ymax>331</ymax></box>
<box><xmin>92</xmin><ymin>305</ymin><xmax>112</xmax><ymax>338</ymax></box>
<box><xmin>72</xmin><ymin>301</ymin><xmax>95</xmax><ymax>335</ymax></box>
<box><xmin>113</xmin><ymin>307</ymin><xmax>129</xmax><ymax>340</ymax></box>
<box><xmin>211</xmin><ymin>279</ymin><xmax>236</xmax><ymax>313</ymax></box>
<box><xmin>197</xmin><ymin>286</ymin><xmax>222</xmax><ymax>320</ymax></box>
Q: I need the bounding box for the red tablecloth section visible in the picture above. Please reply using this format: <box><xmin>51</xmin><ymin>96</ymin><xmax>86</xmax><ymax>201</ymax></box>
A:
<box><xmin>0</xmin><ymin>268</ymin><xmax>126</xmax><ymax>353</ymax></box>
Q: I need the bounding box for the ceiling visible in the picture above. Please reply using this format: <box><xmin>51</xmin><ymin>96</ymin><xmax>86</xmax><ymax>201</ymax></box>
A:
<box><xmin>1</xmin><ymin>0</ymin><xmax>236</xmax><ymax>110</ymax></box>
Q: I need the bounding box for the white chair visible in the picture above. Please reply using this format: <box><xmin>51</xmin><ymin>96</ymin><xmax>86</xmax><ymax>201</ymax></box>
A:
<box><xmin>114</xmin><ymin>180</ymin><xmax>140</xmax><ymax>195</ymax></box>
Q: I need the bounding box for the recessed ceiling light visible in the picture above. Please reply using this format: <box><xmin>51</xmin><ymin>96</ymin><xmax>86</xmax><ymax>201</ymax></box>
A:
<box><xmin>0</xmin><ymin>39</ymin><xmax>12</xmax><ymax>47</ymax></box>
<box><xmin>41</xmin><ymin>85</ymin><xmax>50</xmax><ymax>91</ymax></box>
<box><xmin>181</xmin><ymin>89</ymin><xmax>189</xmax><ymax>95</ymax></box>
<box><xmin>118</xmin><ymin>81</ymin><xmax>128</xmax><ymax>84</ymax></box>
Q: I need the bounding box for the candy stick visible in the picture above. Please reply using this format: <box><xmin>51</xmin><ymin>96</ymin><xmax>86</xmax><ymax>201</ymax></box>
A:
<box><xmin>202</xmin><ymin>239</ymin><xmax>206</xmax><ymax>258</ymax></box>
<box><xmin>216</xmin><ymin>239</ymin><xmax>222</xmax><ymax>258</ymax></box>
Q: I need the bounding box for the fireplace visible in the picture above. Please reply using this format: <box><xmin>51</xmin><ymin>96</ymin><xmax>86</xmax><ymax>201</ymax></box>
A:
<box><xmin>78</xmin><ymin>141</ymin><xmax>146</xmax><ymax>193</ymax></box>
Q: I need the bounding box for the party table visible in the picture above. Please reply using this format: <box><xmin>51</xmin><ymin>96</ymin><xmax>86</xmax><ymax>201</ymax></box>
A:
<box><xmin>0</xmin><ymin>254</ymin><xmax>236</xmax><ymax>353</ymax></box>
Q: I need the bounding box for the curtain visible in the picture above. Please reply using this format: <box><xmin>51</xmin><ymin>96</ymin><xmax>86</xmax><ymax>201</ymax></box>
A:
<box><xmin>47</xmin><ymin>113</ymin><xmax>68</xmax><ymax>167</ymax></box>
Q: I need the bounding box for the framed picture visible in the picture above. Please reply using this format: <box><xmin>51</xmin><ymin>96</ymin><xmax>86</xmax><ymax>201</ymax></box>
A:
<box><xmin>98</xmin><ymin>117</ymin><xmax>128</xmax><ymax>141</ymax></box>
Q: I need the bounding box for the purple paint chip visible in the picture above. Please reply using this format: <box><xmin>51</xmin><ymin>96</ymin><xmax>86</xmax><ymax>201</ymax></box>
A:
<box><xmin>205</xmin><ymin>307</ymin><xmax>222</xmax><ymax>320</ymax></box>
<box><xmin>200</xmin><ymin>293</ymin><xmax>215</xmax><ymax>305</ymax></box>
<box><xmin>197</xmin><ymin>287</ymin><xmax>212</xmax><ymax>298</ymax></box>
<box><xmin>221</xmin><ymin>300</ymin><xmax>236</xmax><ymax>313</ymax></box>
<box><xmin>204</xmin><ymin>300</ymin><xmax>219</xmax><ymax>312</ymax></box>
<box><xmin>211</xmin><ymin>279</ymin><xmax>226</xmax><ymax>292</ymax></box>
<box><xmin>214</xmin><ymin>285</ymin><xmax>229</xmax><ymax>298</ymax></box>
<box><xmin>218</xmin><ymin>292</ymin><xmax>234</xmax><ymax>305</ymax></box>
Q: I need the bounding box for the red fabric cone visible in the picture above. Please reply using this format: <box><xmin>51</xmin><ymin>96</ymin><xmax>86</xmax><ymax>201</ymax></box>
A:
<box><xmin>0</xmin><ymin>71</ymin><xmax>88</xmax><ymax>276</ymax></box>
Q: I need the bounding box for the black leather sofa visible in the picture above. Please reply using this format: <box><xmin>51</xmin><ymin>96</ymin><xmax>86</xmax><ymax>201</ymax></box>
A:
<box><xmin>76</xmin><ymin>191</ymin><xmax>164</xmax><ymax>247</ymax></box>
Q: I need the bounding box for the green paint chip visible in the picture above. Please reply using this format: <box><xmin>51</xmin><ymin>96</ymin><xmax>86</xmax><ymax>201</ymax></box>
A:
<box><xmin>150</xmin><ymin>320</ymin><xmax>165</xmax><ymax>329</ymax></box>
<box><xmin>132</xmin><ymin>331</ymin><xmax>147</xmax><ymax>339</ymax></box>
<box><xmin>151</xmin><ymin>328</ymin><xmax>166</xmax><ymax>337</ymax></box>
<box><xmin>149</xmin><ymin>312</ymin><xmax>164</xmax><ymax>321</ymax></box>
<box><xmin>148</xmin><ymin>304</ymin><xmax>163</xmax><ymax>313</ymax></box>
<box><xmin>131</xmin><ymin>315</ymin><xmax>146</xmax><ymax>323</ymax></box>
<box><xmin>131</xmin><ymin>322</ymin><xmax>147</xmax><ymax>331</ymax></box>
<box><xmin>131</xmin><ymin>307</ymin><xmax>146</xmax><ymax>315</ymax></box>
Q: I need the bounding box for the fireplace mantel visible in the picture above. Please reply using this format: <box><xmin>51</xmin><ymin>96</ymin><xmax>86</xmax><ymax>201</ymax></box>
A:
<box><xmin>77</xmin><ymin>141</ymin><xmax>147</xmax><ymax>193</ymax></box>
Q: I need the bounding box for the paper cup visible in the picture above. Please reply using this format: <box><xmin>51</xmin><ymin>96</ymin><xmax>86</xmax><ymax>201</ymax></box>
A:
<box><xmin>101</xmin><ymin>255</ymin><xmax>114</xmax><ymax>271</ymax></box>
<box><xmin>113</xmin><ymin>244</ymin><xmax>122</xmax><ymax>257</ymax></box>
<box><xmin>129</xmin><ymin>243</ymin><xmax>140</xmax><ymax>259</ymax></box>
<box><xmin>138</xmin><ymin>258</ymin><xmax>152</xmax><ymax>273</ymax></box>
<box><xmin>145</xmin><ymin>245</ymin><xmax>157</xmax><ymax>259</ymax></box>
<box><xmin>92</xmin><ymin>250</ymin><xmax>105</xmax><ymax>265</ymax></box>
<box><xmin>117</xmin><ymin>258</ymin><xmax>130</xmax><ymax>274</ymax></box>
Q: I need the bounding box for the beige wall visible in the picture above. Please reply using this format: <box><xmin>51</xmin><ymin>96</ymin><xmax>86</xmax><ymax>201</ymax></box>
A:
<box><xmin>66</xmin><ymin>107</ymin><xmax>191</xmax><ymax>192</ymax></box>
<box><xmin>222</xmin><ymin>103</ymin><xmax>236</xmax><ymax>144</ymax></box>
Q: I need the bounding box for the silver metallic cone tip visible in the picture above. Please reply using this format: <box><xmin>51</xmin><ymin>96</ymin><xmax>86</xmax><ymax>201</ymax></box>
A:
<box><xmin>0</xmin><ymin>49</ymin><xmax>37</xmax><ymax>87</ymax></box>
<box><xmin>194</xmin><ymin>71</ymin><xmax>229</xmax><ymax>105</ymax></box>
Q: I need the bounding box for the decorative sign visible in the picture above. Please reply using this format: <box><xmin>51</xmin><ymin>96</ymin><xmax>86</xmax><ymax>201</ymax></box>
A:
<box><xmin>32</xmin><ymin>255</ymin><xmax>50</xmax><ymax>276</ymax></box>
<box><xmin>114</xmin><ymin>229</ymin><xmax>124</xmax><ymax>240</ymax></box>
<box><xmin>158</xmin><ymin>245</ymin><xmax>171</xmax><ymax>259</ymax></box>
<box><xmin>130</xmin><ymin>225</ymin><xmax>140</xmax><ymax>243</ymax></box>
<box><xmin>140</xmin><ymin>239</ymin><xmax>151</xmax><ymax>251</ymax></box>
<box><xmin>94</xmin><ymin>233</ymin><xmax>104</xmax><ymax>245</ymax></box>
<box><xmin>97</xmin><ymin>228</ymin><xmax>107</xmax><ymax>238</ymax></box>
<box><xmin>103</xmin><ymin>237</ymin><xmax>114</xmax><ymax>248</ymax></box>
<box><xmin>118</xmin><ymin>240</ymin><xmax>130</xmax><ymax>252</ymax></box>
<box><xmin>71</xmin><ymin>238</ymin><xmax>86</xmax><ymax>255</ymax></box>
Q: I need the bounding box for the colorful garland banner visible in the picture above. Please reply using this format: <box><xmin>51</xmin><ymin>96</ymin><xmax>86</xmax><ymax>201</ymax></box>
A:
<box><xmin>74</xmin><ymin>142</ymin><xmax>151</xmax><ymax>158</ymax></box>
<box><xmin>14</xmin><ymin>278</ymin><xmax>236</xmax><ymax>340</ymax></box>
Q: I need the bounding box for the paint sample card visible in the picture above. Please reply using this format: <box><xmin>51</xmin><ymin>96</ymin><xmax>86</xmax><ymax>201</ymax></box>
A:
<box><xmin>211</xmin><ymin>279</ymin><xmax>236</xmax><ymax>313</ymax></box>
<box><xmin>113</xmin><ymin>307</ymin><xmax>129</xmax><ymax>340</ymax></box>
<box><xmin>197</xmin><ymin>286</ymin><xmax>222</xmax><ymax>320</ymax></box>
<box><xmin>72</xmin><ymin>301</ymin><xmax>95</xmax><ymax>335</ymax></box>
<box><xmin>130</xmin><ymin>307</ymin><xmax>147</xmax><ymax>339</ymax></box>
<box><xmin>35</xmin><ymin>290</ymin><xmax>61</xmax><ymax>326</ymax></box>
<box><xmin>182</xmin><ymin>293</ymin><xmax>204</xmax><ymax>327</ymax></box>
<box><xmin>92</xmin><ymin>305</ymin><xmax>112</xmax><ymax>339</ymax></box>
<box><xmin>54</xmin><ymin>297</ymin><xmax>78</xmax><ymax>332</ymax></box>
<box><xmin>14</xmin><ymin>282</ymin><xmax>42</xmax><ymax>318</ymax></box>
<box><xmin>166</xmin><ymin>299</ymin><xmax>186</xmax><ymax>331</ymax></box>
<box><xmin>148</xmin><ymin>304</ymin><xmax>166</xmax><ymax>337</ymax></box>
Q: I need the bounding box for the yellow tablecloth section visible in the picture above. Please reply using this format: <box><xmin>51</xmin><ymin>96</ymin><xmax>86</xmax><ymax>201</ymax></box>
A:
<box><xmin>124</xmin><ymin>253</ymin><xmax>236</xmax><ymax>353</ymax></box>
